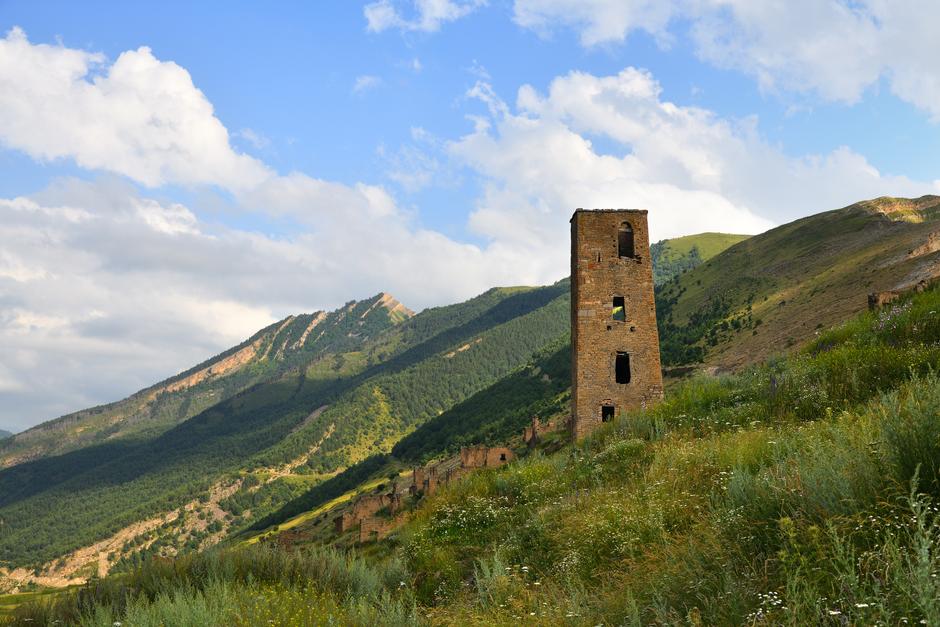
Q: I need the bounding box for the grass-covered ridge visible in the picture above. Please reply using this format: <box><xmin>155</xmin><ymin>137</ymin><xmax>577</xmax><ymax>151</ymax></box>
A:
<box><xmin>650</xmin><ymin>232</ymin><xmax>749</xmax><ymax>286</ymax></box>
<box><xmin>13</xmin><ymin>283</ymin><xmax>940</xmax><ymax>625</ymax></box>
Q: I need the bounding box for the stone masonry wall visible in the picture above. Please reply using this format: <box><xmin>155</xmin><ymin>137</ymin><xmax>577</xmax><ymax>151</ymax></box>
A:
<box><xmin>459</xmin><ymin>445</ymin><xmax>515</xmax><ymax>468</ymax></box>
<box><xmin>570</xmin><ymin>209</ymin><xmax>663</xmax><ymax>439</ymax></box>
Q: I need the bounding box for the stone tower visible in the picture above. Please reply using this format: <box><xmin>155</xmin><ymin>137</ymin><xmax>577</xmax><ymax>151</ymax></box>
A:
<box><xmin>570</xmin><ymin>209</ymin><xmax>663</xmax><ymax>439</ymax></box>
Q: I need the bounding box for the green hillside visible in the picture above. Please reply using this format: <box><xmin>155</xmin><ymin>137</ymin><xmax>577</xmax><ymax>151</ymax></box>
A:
<box><xmin>5</xmin><ymin>196</ymin><xmax>940</xmax><ymax>595</ymax></box>
<box><xmin>0</xmin><ymin>282</ymin><xmax>569</xmax><ymax>580</ymax></box>
<box><xmin>14</xmin><ymin>269</ymin><xmax>940</xmax><ymax>626</ymax></box>
<box><xmin>0</xmin><ymin>431</ymin><xmax>11</xmax><ymax>441</ymax></box>
<box><xmin>650</xmin><ymin>232</ymin><xmax>750</xmax><ymax>285</ymax></box>
<box><xmin>0</xmin><ymin>293</ymin><xmax>413</xmax><ymax>468</ymax></box>
<box><xmin>657</xmin><ymin>195</ymin><xmax>940</xmax><ymax>369</ymax></box>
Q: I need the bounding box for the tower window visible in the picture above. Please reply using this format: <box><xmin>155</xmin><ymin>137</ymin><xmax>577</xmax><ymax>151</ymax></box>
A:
<box><xmin>601</xmin><ymin>405</ymin><xmax>615</xmax><ymax>422</ymax></box>
<box><xmin>615</xmin><ymin>352</ymin><xmax>631</xmax><ymax>384</ymax></box>
<box><xmin>612</xmin><ymin>296</ymin><xmax>626</xmax><ymax>321</ymax></box>
<box><xmin>499</xmin><ymin>453</ymin><xmax>507</xmax><ymax>461</ymax></box>
<box><xmin>618</xmin><ymin>222</ymin><xmax>635</xmax><ymax>258</ymax></box>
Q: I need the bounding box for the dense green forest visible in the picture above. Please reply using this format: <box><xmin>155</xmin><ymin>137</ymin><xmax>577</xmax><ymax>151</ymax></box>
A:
<box><xmin>13</xmin><ymin>279</ymin><xmax>940</xmax><ymax>626</ymax></box>
<box><xmin>248</xmin><ymin>336</ymin><xmax>571</xmax><ymax>532</ymax></box>
<box><xmin>0</xmin><ymin>293</ymin><xmax>409</xmax><ymax>465</ymax></box>
<box><xmin>0</xmin><ymin>283</ymin><xmax>568</xmax><ymax>568</ymax></box>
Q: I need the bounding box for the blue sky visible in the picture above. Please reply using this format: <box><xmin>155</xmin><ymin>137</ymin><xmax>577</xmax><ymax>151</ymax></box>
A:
<box><xmin>1</xmin><ymin>0</ymin><xmax>939</xmax><ymax>431</ymax></box>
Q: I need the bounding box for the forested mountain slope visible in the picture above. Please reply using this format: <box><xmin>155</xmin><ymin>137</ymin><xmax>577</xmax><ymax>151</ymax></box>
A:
<box><xmin>0</xmin><ymin>293</ymin><xmax>413</xmax><ymax>468</ymax></box>
<box><xmin>0</xmin><ymin>282</ymin><xmax>569</xmax><ymax>585</ymax></box>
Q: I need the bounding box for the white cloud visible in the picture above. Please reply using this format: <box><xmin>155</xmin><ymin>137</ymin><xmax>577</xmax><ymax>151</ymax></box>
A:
<box><xmin>0</xmin><ymin>27</ymin><xmax>271</xmax><ymax>190</ymax></box>
<box><xmin>513</xmin><ymin>0</ymin><xmax>677</xmax><ymax>46</ymax></box>
<box><xmin>511</xmin><ymin>0</ymin><xmax>940</xmax><ymax>120</ymax></box>
<box><xmin>365</xmin><ymin>0</ymin><xmax>487</xmax><ymax>33</ymax></box>
<box><xmin>449</xmin><ymin>68</ymin><xmax>938</xmax><ymax>250</ymax></box>
<box><xmin>353</xmin><ymin>74</ymin><xmax>383</xmax><ymax>93</ymax></box>
<box><xmin>0</xmin><ymin>174</ymin><xmax>555</xmax><ymax>431</ymax></box>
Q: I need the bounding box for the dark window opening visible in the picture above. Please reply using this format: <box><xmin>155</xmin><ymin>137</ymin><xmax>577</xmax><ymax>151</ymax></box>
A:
<box><xmin>612</xmin><ymin>296</ymin><xmax>626</xmax><ymax>321</ymax></box>
<box><xmin>615</xmin><ymin>352</ymin><xmax>631</xmax><ymax>384</ymax></box>
<box><xmin>596</xmin><ymin>252</ymin><xmax>601</xmax><ymax>263</ymax></box>
<box><xmin>618</xmin><ymin>222</ymin><xmax>635</xmax><ymax>258</ymax></box>
<box><xmin>499</xmin><ymin>453</ymin><xmax>507</xmax><ymax>461</ymax></box>
<box><xmin>601</xmin><ymin>405</ymin><xmax>615</xmax><ymax>422</ymax></box>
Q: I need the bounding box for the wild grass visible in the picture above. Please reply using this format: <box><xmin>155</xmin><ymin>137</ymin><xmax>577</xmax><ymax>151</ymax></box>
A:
<box><xmin>11</xmin><ymin>286</ymin><xmax>940</xmax><ymax>626</ymax></box>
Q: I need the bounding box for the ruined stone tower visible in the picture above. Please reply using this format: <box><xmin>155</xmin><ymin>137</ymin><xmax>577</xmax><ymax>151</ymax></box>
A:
<box><xmin>570</xmin><ymin>209</ymin><xmax>663</xmax><ymax>439</ymax></box>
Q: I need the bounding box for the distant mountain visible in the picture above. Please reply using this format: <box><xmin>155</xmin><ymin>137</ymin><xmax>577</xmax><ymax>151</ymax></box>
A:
<box><xmin>0</xmin><ymin>282</ymin><xmax>568</xmax><ymax>583</ymax></box>
<box><xmin>650</xmin><ymin>232</ymin><xmax>750</xmax><ymax>285</ymax></box>
<box><xmin>0</xmin><ymin>430</ymin><xmax>11</xmax><ymax>441</ymax></box>
<box><xmin>0</xmin><ymin>293</ymin><xmax>414</xmax><ymax>468</ymax></box>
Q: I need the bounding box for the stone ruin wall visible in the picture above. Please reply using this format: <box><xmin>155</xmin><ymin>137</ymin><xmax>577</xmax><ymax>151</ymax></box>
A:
<box><xmin>341</xmin><ymin>446</ymin><xmax>517</xmax><ymax>543</ymax></box>
<box><xmin>522</xmin><ymin>415</ymin><xmax>563</xmax><ymax>447</ymax></box>
<box><xmin>570</xmin><ymin>209</ymin><xmax>664</xmax><ymax>440</ymax></box>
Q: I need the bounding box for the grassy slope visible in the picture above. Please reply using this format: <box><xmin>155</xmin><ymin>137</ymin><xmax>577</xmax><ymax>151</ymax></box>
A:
<box><xmin>657</xmin><ymin>195</ymin><xmax>940</xmax><ymax>370</ymax></box>
<box><xmin>655</xmin><ymin>232</ymin><xmax>750</xmax><ymax>259</ymax></box>
<box><xmin>0</xmin><ymin>283</ymin><xmax>568</xmax><ymax>570</ymax></box>
<box><xmin>14</xmin><ymin>278</ymin><xmax>940</xmax><ymax>626</ymax></box>
<box><xmin>650</xmin><ymin>232</ymin><xmax>749</xmax><ymax>286</ymax></box>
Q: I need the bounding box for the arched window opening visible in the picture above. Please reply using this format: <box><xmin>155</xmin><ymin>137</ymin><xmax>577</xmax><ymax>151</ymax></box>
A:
<box><xmin>615</xmin><ymin>352</ymin><xmax>631</xmax><ymax>384</ymax></box>
<box><xmin>618</xmin><ymin>222</ymin><xmax>635</xmax><ymax>258</ymax></box>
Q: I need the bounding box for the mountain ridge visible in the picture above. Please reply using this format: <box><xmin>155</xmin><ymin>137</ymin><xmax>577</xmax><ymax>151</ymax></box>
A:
<box><xmin>0</xmin><ymin>292</ymin><xmax>413</xmax><ymax>468</ymax></box>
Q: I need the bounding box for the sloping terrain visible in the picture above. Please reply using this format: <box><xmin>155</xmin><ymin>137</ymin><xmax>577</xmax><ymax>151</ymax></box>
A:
<box><xmin>0</xmin><ymin>282</ymin><xmax>569</xmax><ymax>586</ymax></box>
<box><xmin>15</xmin><ymin>265</ymin><xmax>940</xmax><ymax>626</ymax></box>
<box><xmin>4</xmin><ymin>195</ymin><xmax>939</xmax><ymax>594</ymax></box>
<box><xmin>0</xmin><ymin>293</ymin><xmax>413</xmax><ymax>468</ymax></box>
<box><xmin>650</xmin><ymin>232</ymin><xmax>750</xmax><ymax>285</ymax></box>
<box><xmin>657</xmin><ymin>195</ymin><xmax>940</xmax><ymax>369</ymax></box>
<box><xmin>0</xmin><ymin>431</ymin><xmax>10</xmax><ymax>441</ymax></box>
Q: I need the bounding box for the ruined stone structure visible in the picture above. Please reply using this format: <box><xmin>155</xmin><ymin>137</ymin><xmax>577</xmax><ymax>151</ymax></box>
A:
<box><xmin>337</xmin><ymin>445</ymin><xmax>518</xmax><ymax>544</ymax></box>
<box><xmin>459</xmin><ymin>445</ymin><xmax>514</xmax><ymax>468</ymax></box>
<box><xmin>522</xmin><ymin>415</ymin><xmax>561</xmax><ymax>447</ymax></box>
<box><xmin>570</xmin><ymin>209</ymin><xmax>663</xmax><ymax>439</ymax></box>
<box><xmin>333</xmin><ymin>490</ymin><xmax>401</xmax><ymax>533</ymax></box>
<box><xmin>869</xmin><ymin>277</ymin><xmax>939</xmax><ymax>311</ymax></box>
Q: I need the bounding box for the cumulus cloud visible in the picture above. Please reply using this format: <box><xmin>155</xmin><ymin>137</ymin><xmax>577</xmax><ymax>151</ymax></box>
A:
<box><xmin>0</xmin><ymin>27</ymin><xmax>271</xmax><ymax>190</ymax></box>
<box><xmin>365</xmin><ymin>0</ymin><xmax>487</xmax><ymax>33</ymax></box>
<box><xmin>0</xmin><ymin>174</ymin><xmax>555</xmax><ymax>431</ymax></box>
<box><xmin>2</xmin><ymin>24</ymin><xmax>936</xmax><ymax>433</ymax></box>
<box><xmin>449</xmin><ymin>68</ymin><xmax>937</xmax><ymax>250</ymax></box>
<box><xmin>512</xmin><ymin>0</ymin><xmax>940</xmax><ymax>120</ymax></box>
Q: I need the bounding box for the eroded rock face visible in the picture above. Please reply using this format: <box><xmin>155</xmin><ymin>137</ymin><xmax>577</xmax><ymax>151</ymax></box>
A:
<box><xmin>570</xmin><ymin>209</ymin><xmax>664</xmax><ymax>440</ymax></box>
<box><xmin>909</xmin><ymin>231</ymin><xmax>940</xmax><ymax>258</ymax></box>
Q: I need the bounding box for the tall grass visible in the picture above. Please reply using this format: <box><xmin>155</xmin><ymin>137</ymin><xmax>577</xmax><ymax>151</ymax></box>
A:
<box><xmin>10</xmin><ymin>545</ymin><xmax>416</xmax><ymax>626</ymax></box>
<box><xmin>13</xmin><ymin>286</ymin><xmax>940</xmax><ymax>626</ymax></box>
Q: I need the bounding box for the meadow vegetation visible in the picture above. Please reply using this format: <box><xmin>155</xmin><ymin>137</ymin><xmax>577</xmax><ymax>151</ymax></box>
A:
<box><xmin>10</xmin><ymin>285</ymin><xmax>940</xmax><ymax>625</ymax></box>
